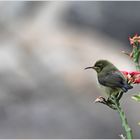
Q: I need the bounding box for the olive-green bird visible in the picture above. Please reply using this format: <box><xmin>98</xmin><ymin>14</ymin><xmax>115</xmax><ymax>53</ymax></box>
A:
<box><xmin>85</xmin><ymin>60</ymin><xmax>133</xmax><ymax>99</ymax></box>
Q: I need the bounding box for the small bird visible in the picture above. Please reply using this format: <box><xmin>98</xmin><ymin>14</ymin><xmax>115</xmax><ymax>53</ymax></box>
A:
<box><xmin>85</xmin><ymin>60</ymin><xmax>133</xmax><ymax>99</ymax></box>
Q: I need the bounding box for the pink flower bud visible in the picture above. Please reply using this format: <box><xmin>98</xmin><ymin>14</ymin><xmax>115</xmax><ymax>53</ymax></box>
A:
<box><xmin>129</xmin><ymin>34</ymin><xmax>140</xmax><ymax>45</ymax></box>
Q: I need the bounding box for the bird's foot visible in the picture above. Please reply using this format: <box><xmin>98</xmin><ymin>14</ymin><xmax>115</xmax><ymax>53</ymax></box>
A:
<box><xmin>116</xmin><ymin>91</ymin><xmax>124</xmax><ymax>101</ymax></box>
<box><xmin>106</xmin><ymin>98</ymin><xmax>117</xmax><ymax>110</ymax></box>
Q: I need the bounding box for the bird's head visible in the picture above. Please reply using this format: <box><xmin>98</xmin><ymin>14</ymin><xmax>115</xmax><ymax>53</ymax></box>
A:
<box><xmin>85</xmin><ymin>60</ymin><xmax>112</xmax><ymax>73</ymax></box>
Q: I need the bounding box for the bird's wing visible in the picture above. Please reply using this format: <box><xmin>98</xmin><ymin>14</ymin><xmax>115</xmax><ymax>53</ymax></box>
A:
<box><xmin>99</xmin><ymin>71</ymin><xmax>126</xmax><ymax>88</ymax></box>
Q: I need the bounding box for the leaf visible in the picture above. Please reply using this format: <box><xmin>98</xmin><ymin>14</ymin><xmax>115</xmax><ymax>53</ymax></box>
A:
<box><xmin>132</xmin><ymin>94</ymin><xmax>140</xmax><ymax>102</ymax></box>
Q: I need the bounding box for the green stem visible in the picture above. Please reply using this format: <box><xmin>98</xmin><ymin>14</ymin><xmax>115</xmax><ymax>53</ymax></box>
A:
<box><xmin>114</xmin><ymin>99</ymin><xmax>133</xmax><ymax>139</ymax></box>
<box><xmin>135</xmin><ymin>62</ymin><xmax>140</xmax><ymax>71</ymax></box>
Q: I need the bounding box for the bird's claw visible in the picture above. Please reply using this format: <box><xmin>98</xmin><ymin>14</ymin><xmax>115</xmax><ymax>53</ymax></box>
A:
<box><xmin>116</xmin><ymin>92</ymin><xmax>124</xmax><ymax>101</ymax></box>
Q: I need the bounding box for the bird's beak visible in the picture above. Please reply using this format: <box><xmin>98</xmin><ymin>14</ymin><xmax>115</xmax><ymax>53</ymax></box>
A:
<box><xmin>84</xmin><ymin>66</ymin><xmax>94</xmax><ymax>70</ymax></box>
<box><xmin>85</xmin><ymin>66</ymin><xmax>97</xmax><ymax>70</ymax></box>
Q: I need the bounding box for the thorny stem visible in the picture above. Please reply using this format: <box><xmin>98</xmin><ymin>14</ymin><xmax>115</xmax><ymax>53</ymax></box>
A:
<box><xmin>135</xmin><ymin>62</ymin><xmax>140</xmax><ymax>71</ymax></box>
<box><xmin>132</xmin><ymin>45</ymin><xmax>140</xmax><ymax>71</ymax></box>
<box><xmin>113</xmin><ymin>98</ymin><xmax>133</xmax><ymax>139</ymax></box>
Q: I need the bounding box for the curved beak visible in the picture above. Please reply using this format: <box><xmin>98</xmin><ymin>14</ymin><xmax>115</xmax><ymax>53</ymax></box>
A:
<box><xmin>84</xmin><ymin>66</ymin><xmax>94</xmax><ymax>70</ymax></box>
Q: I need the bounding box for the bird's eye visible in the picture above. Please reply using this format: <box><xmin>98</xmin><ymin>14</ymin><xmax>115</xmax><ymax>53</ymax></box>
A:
<box><xmin>97</xmin><ymin>63</ymin><xmax>102</xmax><ymax>67</ymax></box>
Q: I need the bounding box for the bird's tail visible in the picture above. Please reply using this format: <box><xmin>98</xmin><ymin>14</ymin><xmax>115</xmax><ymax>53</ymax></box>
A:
<box><xmin>122</xmin><ymin>84</ymin><xmax>133</xmax><ymax>92</ymax></box>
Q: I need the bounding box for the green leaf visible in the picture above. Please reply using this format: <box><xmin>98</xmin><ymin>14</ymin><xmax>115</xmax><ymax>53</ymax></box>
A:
<box><xmin>132</xmin><ymin>94</ymin><xmax>140</xmax><ymax>102</ymax></box>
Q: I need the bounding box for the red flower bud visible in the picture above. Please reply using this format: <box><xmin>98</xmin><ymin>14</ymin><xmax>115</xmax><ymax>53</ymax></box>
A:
<box><xmin>121</xmin><ymin>71</ymin><xmax>140</xmax><ymax>84</ymax></box>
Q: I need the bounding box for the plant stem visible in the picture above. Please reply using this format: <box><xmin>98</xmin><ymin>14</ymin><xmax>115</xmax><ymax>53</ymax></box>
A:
<box><xmin>135</xmin><ymin>62</ymin><xmax>140</xmax><ymax>71</ymax></box>
<box><xmin>113</xmin><ymin>99</ymin><xmax>133</xmax><ymax>139</ymax></box>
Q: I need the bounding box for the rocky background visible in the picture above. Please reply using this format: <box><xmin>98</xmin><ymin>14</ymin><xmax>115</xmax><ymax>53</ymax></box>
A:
<box><xmin>0</xmin><ymin>1</ymin><xmax>139</xmax><ymax>138</ymax></box>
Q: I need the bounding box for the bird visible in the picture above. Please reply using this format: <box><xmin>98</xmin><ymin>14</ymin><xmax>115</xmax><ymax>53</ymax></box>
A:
<box><xmin>85</xmin><ymin>60</ymin><xmax>133</xmax><ymax>100</ymax></box>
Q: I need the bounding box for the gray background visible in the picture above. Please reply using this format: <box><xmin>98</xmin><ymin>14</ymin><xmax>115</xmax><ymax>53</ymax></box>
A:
<box><xmin>0</xmin><ymin>1</ymin><xmax>139</xmax><ymax>138</ymax></box>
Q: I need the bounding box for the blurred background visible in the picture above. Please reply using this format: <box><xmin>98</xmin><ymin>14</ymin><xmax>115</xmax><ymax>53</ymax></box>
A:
<box><xmin>0</xmin><ymin>1</ymin><xmax>140</xmax><ymax>138</ymax></box>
